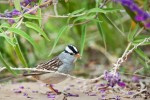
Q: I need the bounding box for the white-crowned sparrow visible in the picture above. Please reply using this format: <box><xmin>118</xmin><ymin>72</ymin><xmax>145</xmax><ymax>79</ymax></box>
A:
<box><xmin>23</xmin><ymin>45</ymin><xmax>80</xmax><ymax>94</ymax></box>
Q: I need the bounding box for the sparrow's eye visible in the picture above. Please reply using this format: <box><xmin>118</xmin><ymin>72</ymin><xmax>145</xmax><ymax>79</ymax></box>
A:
<box><xmin>69</xmin><ymin>53</ymin><xmax>74</xmax><ymax>55</ymax></box>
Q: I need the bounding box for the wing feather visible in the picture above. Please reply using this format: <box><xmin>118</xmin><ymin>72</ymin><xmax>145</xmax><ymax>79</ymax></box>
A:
<box><xmin>36</xmin><ymin>56</ymin><xmax>63</xmax><ymax>71</ymax></box>
<box><xmin>23</xmin><ymin>56</ymin><xmax>63</xmax><ymax>76</ymax></box>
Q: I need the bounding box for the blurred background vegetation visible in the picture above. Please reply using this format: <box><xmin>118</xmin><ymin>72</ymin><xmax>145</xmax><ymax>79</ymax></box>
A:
<box><xmin>0</xmin><ymin>0</ymin><xmax>150</xmax><ymax>79</ymax></box>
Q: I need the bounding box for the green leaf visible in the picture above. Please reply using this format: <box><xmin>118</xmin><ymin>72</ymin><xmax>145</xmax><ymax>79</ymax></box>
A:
<box><xmin>0</xmin><ymin>34</ymin><xmax>15</xmax><ymax>46</ymax></box>
<box><xmin>73</xmin><ymin>16</ymin><xmax>92</xmax><ymax>23</ymax></box>
<box><xmin>144</xmin><ymin>0</ymin><xmax>148</xmax><ymax>10</ymax></box>
<box><xmin>67</xmin><ymin>8</ymin><xmax>85</xmax><ymax>24</ymax></box>
<box><xmin>25</xmin><ymin>22</ymin><xmax>50</xmax><ymax>41</ymax></box>
<box><xmin>73</xmin><ymin>16</ymin><xmax>102</xmax><ymax>23</ymax></box>
<box><xmin>38</xmin><ymin>0</ymin><xmax>42</xmax><ymax>5</ymax></box>
<box><xmin>0</xmin><ymin>52</ymin><xmax>17</xmax><ymax>75</ymax></box>
<box><xmin>80</xmin><ymin>25</ymin><xmax>87</xmax><ymax>56</ymax></box>
<box><xmin>0</xmin><ymin>28</ymin><xmax>3</xmax><ymax>32</ymax></box>
<box><xmin>70</xmin><ymin>8</ymin><xmax>85</xmax><ymax>15</ymax></box>
<box><xmin>137</xmin><ymin>57</ymin><xmax>149</xmax><ymax>74</ymax></box>
<box><xmin>8</xmin><ymin>28</ymin><xmax>39</xmax><ymax>50</ymax></box>
<box><xmin>97</xmin><ymin>19</ymin><xmax>106</xmax><ymax>49</ymax></box>
<box><xmin>88</xmin><ymin>8</ymin><xmax>120</xmax><ymax>14</ymax></box>
<box><xmin>14</xmin><ymin>0</ymin><xmax>21</xmax><ymax>11</ymax></box>
<box><xmin>49</xmin><ymin>26</ymin><xmax>68</xmax><ymax>56</ymax></box>
<box><xmin>135</xmin><ymin>48</ymin><xmax>149</xmax><ymax>61</ymax></box>
<box><xmin>133</xmin><ymin>35</ymin><xmax>150</xmax><ymax>45</ymax></box>
<box><xmin>101</xmin><ymin>14</ymin><xmax>124</xmax><ymax>36</ymax></box>
<box><xmin>0</xmin><ymin>23</ymin><xmax>10</xmax><ymax>28</ymax></box>
<box><xmin>13</xmin><ymin>36</ymin><xmax>28</xmax><ymax>67</ymax></box>
<box><xmin>128</xmin><ymin>25</ymin><xmax>139</xmax><ymax>42</ymax></box>
<box><xmin>37</xmin><ymin>9</ymin><xmax>42</xmax><ymax>26</ymax></box>
<box><xmin>23</xmin><ymin>14</ymin><xmax>42</xmax><ymax>19</ymax></box>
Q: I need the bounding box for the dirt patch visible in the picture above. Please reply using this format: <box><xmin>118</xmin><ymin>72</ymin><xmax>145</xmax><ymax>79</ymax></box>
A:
<box><xmin>0</xmin><ymin>77</ymin><xmax>149</xmax><ymax>100</ymax></box>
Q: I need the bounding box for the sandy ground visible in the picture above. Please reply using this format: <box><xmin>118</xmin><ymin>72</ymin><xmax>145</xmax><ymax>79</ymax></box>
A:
<box><xmin>0</xmin><ymin>78</ymin><xmax>147</xmax><ymax>100</ymax></box>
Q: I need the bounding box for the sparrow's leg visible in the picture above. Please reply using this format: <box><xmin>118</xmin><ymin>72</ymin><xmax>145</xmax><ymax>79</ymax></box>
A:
<box><xmin>49</xmin><ymin>84</ymin><xmax>61</xmax><ymax>95</ymax></box>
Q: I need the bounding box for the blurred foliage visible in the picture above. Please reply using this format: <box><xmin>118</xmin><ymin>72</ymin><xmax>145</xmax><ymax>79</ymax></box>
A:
<box><xmin>0</xmin><ymin>0</ymin><xmax>150</xmax><ymax>77</ymax></box>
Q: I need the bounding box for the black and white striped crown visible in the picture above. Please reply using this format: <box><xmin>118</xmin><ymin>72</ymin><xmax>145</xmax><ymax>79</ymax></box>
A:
<box><xmin>64</xmin><ymin>45</ymin><xmax>79</xmax><ymax>55</ymax></box>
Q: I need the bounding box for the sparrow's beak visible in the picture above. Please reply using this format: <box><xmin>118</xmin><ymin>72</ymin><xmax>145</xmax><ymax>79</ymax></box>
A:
<box><xmin>75</xmin><ymin>53</ymin><xmax>81</xmax><ymax>59</ymax></box>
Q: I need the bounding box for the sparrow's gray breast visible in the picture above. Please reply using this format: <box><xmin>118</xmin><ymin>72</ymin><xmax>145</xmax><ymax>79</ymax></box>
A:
<box><xmin>57</xmin><ymin>52</ymin><xmax>76</xmax><ymax>74</ymax></box>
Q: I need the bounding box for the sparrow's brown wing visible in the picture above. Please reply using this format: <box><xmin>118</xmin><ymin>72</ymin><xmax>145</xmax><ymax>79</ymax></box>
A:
<box><xmin>23</xmin><ymin>56</ymin><xmax>63</xmax><ymax>76</ymax></box>
<box><xmin>36</xmin><ymin>56</ymin><xmax>63</xmax><ymax>71</ymax></box>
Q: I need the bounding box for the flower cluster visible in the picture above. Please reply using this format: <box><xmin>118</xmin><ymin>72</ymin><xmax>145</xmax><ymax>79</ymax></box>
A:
<box><xmin>113</xmin><ymin>0</ymin><xmax>150</xmax><ymax>28</ymax></box>
<box><xmin>0</xmin><ymin>9</ymin><xmax>21</xmax><ymax>24</ymax></box>
<box><xmin>0</xmin><ymin>0</ymin><xmax>38</xmax><ymax>24</ymax></box>
<box><xmin>21</xmin><ymin>0</ymin><xmax>38</xmax><ymax>14</ymax></box>
<box><xmin>104</xmin><ymin>70</ymin><xmax>125</xmax><ymax>88</ymax></box>
<box><xmin>21</xmin><ymin>0</ymin><xmax>38</xmax><ymax>6</ymax></box>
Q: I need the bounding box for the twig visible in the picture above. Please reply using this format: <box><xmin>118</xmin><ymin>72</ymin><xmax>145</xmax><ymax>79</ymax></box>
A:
<box><xmin>113</xmin><ymin>37</ymin><xmax>150</xmax><ymax>74</ymax></box>
<box><xmin>131</xmin><ymin>88</ymin><xmax>147</xmax><ymax>98</ymax></box>
<box><xmin>0</xmin><ymin>67</ymin><xmax>5</xmax><ymax>72</ymax></box>
<box><xmin>53</xmin><ymin>0</ymin><xmax>58</xmax><ymax>16</ymax></box>
<box><xmin>0</xmin><ymin>67</ymin><xmax>103</xmax><ymax>82</ymax></box>
<box><xmin>0</xmin><ymin>1</ymin><xmax>9</xmax><ymax>4</ymax></box>
<box><xmin>45</xmin><ymin>13</ymin><xmax>86</xmax><ymax>18</ymax></box>
<box><xmin>0</xmin><ymin>17</ymin><xmax>21</xmax><ymax>20</ymax></box>
<box><xmin>121</xmin><ymin>72</ymin><xmax>150</xmax><ymax>78</ymax></box>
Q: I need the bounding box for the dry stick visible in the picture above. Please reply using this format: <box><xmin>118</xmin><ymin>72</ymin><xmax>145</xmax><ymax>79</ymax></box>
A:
<box><xmin>0</xmin><ymin>67</ymin><xmax>104</xmax><ymax>82</ymax></box>
<box><xmin>92</xmin><ymin>36</ymin><xmax>150</xmax><ymax>81</ymax></box>
<box><xmin>45</xmin><ymin>13</ymin><xmax>86</xmax><ymax>18</ymax></box>
<box><xmin>53</xmin><ymin>0</ymin><xmax>58</xmax><ymax>16</ymax></box>
<box><xmin>113</xmin><ymin>37</ymin><xmax>150</xmax><ymax>74</ymax></box>
<box><xmin>0</xmin><ymin>1</ymin><xmax>9</xmax><ymax>4</ymax></box>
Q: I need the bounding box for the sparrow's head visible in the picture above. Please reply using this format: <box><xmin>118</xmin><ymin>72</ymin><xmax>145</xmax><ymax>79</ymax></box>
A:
<box><xmin>64</xmin><ymin>45</ymin><xmax>80</xmax><ymax>58</ymax></box>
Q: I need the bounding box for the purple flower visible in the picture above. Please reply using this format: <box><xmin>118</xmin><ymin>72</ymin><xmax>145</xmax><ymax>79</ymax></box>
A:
<box><xmin>5</xmin><ymin>12</ymin><xmax>12</xmax><ymax>18</ymax></box>
<box><xmin>113</xmin><ymin>0</ymin><xmax>150</xmax><ymax>27</ymax></box>
<box><xmin>145</xmin><ymin>23</ymin><xmax>150</xmax><ymax>28</ymax></box>
<box><xmin>127</xmin><ymin>91</ymin><xmax>134</xmax><ymax>95</ymax></box>
<box><xmin>104</xmin><ymin>70</ymin><xmax>121</xmax><ymax>87</ymax></box>
<box><xmin>12</xmin><ymin>9</ymin><xmax>21</xmax><ymax>16</ymax></box>
<box><xmin>21</xmin><ymin>0</ymin><xmax>38</xmax><ymax>6</ymax></box>
<box><xmin>121</xmin><ymin>0</ymin><xmax>133</xmax><ymax>7</ymax></box>
<box><xmin>117</xmin><ymin>81</ymin><xmax>126</xmax><ymax>88</ymax></box>
<box><xmin>8</xmin><ymin>19</ymin><xmax>15</xmax><ymax>24</ymax></box>
<box><xmin>135</xmin><ymin>13</ymin><xmax>149</xmax><ymax>21</ymax></box>
<box><xmin>23</xmin><ymin>0</ymin><xmax>32</xmax><ymax>5</ymax></box>
<box><xmin>24</xmin><ymin>9</ymin><xmax>37</xmax><ymax>15</ymax></box>
<box><xmin>23</xmin><ymin>93</ymin><xmax>28</xmax><ymax>96</ymax></box>
<box><xmin>100</xmin><ymin>89</ymin><xmax>106</xmax><ymax>93</ymax></box>
<box><xmin>104</xmin><ymin>70</ymin><xmax>126</xmax><ymax>88</ymax></box>
<box><xmin>101</xmin><ymin>94</ymin><xmax>105</xmax><ymax>100</ymax></box>
<box><xmin>132</xmin><ymin>76</ymin><xmax>140</xmax><ymax>82</ymax></box>
<box><xmin>19</xmin><ymin>86</ymin><xmax>24</xmax><ymax>89</ymax></box>
<box><xmin>47</xmin><ymin>93</ymin><xmax>56</xmax><ymax>98</ymax></box>
<box><xmin>115</xmin><ymin>96</ymin><xmax>120</xmax><ymax>100</ymax></box>
<box><xmin>67</xmin><ymin>93</ymin><xmax>79</xmax><ymax>97</ymax></box>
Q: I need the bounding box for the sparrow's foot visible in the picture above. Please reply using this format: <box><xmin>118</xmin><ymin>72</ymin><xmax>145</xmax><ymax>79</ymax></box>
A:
<box><xmin>48</xmin><ymin>84</ymin><xmax>61</xmax><ymax>95</ymax></box>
